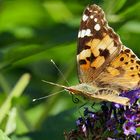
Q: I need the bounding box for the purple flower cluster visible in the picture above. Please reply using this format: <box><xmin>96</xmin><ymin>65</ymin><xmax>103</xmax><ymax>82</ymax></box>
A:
<box><xmin>64</xmin><ymin>89</ymin><xmax>140</xmax><ymax>140</ymax></box>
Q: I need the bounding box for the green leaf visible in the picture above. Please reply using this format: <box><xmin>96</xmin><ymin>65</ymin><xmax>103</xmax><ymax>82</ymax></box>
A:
<box><xmin>112</xmin><ymin>0</ymin><xmax>127</xmax><ymax>13</ymax></box>
<box><xmin>0</xmin><ymin>73</ymin><xmax>30</xmax><ymax>124</ymax></box>
<box><xmin>5</xmin><ymin>108</ymin><xmax>17</xmax><ymax>135</ymax></box>
<box><xmin>0</xmin><ymin>129</ymin><xmax>11</xmax><ymax>140</ymax></box>
<box><xmin>119</xmin><ymin>21</ymin><xmax>140</xmax><ymax>34</ymax></box>
<box><xmin>0</xmin><ymin>0</ymin><xmax>46</xmax><ymax>32</ymax></box>
<box><xmin>119</xmin><ymin>2</ymin><xmax>140</xmax><ymax>20</ymax></box>
<box><xmin>103</xmin><ymin>0</ymin><xmax>127</xmax><ymax>13</ymax></box>
<box><xmin>44</xmin><ymin>1</ymin><xmax>73</xmax><ymax>23</ymax></box>
<box><xmin>0</xmin><ymin>44</ymin><xmax>44</xmax><ymax>70</ymax></box>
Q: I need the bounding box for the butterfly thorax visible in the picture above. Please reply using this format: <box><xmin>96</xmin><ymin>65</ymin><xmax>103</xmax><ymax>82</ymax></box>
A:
<box><xmin>69</xmin><ymin>83</ymin><xmax>98</xmax><ymax>94</ymax></box>
<box><xmin>68</xmin><ymin>83</ymin><xmax>118</xmax><ymax>98</ymax></box>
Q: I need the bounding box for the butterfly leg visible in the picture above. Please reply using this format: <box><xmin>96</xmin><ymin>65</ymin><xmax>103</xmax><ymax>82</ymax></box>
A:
<box><xmin>79</xmin><ymin>102</ymin><xmax>88</xmax><ymax>109</ymax></box>
<box><xmin>71</xmin><ymin>94</ymin><xmax>80</xmax><ymax>104</ymax></box>
<box><xmin>91</xmin><ymin>102</ymin><xmax>95</xmax><ymax>108</ymax></box>
<box><xmin>75</xmin><ymin>102</ymin><xmax>88</xmax><ymax>117</ymax></box>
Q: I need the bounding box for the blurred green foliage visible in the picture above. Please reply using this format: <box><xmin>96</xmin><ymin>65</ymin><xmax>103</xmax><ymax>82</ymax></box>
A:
<box><xmin>0</xmin><ymin>0</ymin><xmax>140</xmax><ymax>140</ymax></box>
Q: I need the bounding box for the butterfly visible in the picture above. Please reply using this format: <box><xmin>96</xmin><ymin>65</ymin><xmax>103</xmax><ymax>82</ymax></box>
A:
<box><xmin>45</xmin><ymin>4</ymin><xmax>140</xmax><ymax>105</ymax></box>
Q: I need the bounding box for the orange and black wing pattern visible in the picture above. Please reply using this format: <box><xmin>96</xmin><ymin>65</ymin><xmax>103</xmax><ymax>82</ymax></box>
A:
<box><xmin>77</xmin><ymin>4</ymin><xmax>140</xmax><ymax>91</ymax></box>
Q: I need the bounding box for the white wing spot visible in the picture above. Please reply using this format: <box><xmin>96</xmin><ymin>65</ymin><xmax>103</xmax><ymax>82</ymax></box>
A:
<box><xmin>85</xmin><ymin>29</ymin><xmax>91</xmax><ymax>36</ymax></box>
<box><xmin>78</xmin><ymin>31</ymin><xmax>81</xmax><ymax>38</ymax></box>
<box><xmin>94</xmin><ymin>18</ymin><xmax>98</xmax><ymax>22</ymax></box>
<box><xmin>78</xmin><ymin>29</ymin><xmax>92</xmax><ymax>38</ymax></box>
<box><xmin>82</xmin><ymin>14</ymin><xmax>88</xmax><ymax>21</ymax></box>
<box><xmin>87</xmin><ymin>7</ymin><xmax>92</xmax><ymax>12</ymax></box>
<box><xmin>94</xmin><ymin>24</ymin><xmax>101</xmax><ymax>31</ymax></box>
<box><xmin>81</xmin><ymin>30</ymin><xmax>86</xmax><ymax>38</ymax></box>
<box><xmin>90</xmin><ymin>15</ymin><xmax>94</xmax><ymax>19</ymax></box>
<box><xmin>94</xmin><ymin>10</ymin><xmax>98</xmax><ymax>13</ymax></box>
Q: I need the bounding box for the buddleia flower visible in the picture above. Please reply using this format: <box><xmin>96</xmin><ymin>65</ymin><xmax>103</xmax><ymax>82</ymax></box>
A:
<box><xmin>64</xmin><ymin>89</ymin><xmax>140</xmax><ymax>140</ymax></box>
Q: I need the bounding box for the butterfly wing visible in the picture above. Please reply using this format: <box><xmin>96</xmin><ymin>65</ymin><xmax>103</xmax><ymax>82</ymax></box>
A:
<box><xmin>77</xmin><ymin>4</ymin><xmax>122</xmax><ymax>83</ymax></box>
<box><xmin>96</xmin><ymin>46</ymin><xmax>140</xmax><ymax>90</ymax></box>
<box><xmin>77</xmin><ymin>4</ymin><xmax>140</xmax><ymax>91</ymax></box>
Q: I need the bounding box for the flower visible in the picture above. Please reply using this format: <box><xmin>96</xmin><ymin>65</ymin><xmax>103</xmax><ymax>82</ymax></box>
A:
<box><xmin>123</xmin><ymin>121</ymin><xmax>136</xmax><ymax>136</ymax></box>
<box><xmin>136</xmin><ymin>134</ymin><xmax>140</xmax><ymax>140</ymax></box>
<box><xmin>121</xmin><ymin>88</ymin><xmax>140</xmax><ymax>104</ymax></box>
<box><xmin>82</xmin><ymin>124</ymin><xmax>87</xmax><ymax>134</ymax></box>
<box><xmin>124</xmin><ymin>110</ymin><xmax>137</xmax><ymax>121</ymax></box>
<box><xmin>107</xmin><ymin>138</ymin><xmax>116</xmax><ymax>140</ymax></box>
<box><xmin>64</xmin><ymin>89</ymin><xmax>140</xmax><ymax>140</ymax></box>
<box><xmin>76</xmin><ymin>117</ymin><xmax>83</xmax><ymax>126</ymax></box>
<box><xmin>106</xmin><ymin>118</ymin><xmax>116</xmax><ymax>131</ymax></box>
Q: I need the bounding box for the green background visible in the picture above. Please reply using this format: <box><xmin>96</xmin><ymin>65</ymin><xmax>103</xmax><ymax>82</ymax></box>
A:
<box><xmin>0</xmin><ymin>0</ymin><xmax>140</xmax><ymax>139</ymax></box>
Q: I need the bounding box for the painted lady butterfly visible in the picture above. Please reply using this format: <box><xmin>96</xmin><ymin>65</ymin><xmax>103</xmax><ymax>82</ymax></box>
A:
<box><xmin>47</xmin><ymin>4</ymin><xmax>140</xmax><ymax>105</ymax></box>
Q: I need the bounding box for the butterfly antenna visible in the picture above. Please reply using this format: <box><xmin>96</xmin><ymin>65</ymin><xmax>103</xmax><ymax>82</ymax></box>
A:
<box><xmin>32</xmin><ymin>90</ymin><xmax>65</xmax><ymax>102</ymax></box>
<box><xmin>51</xmin><ymin>59</ymin><xmax>70</xmax><ymax>86</ymax></box>
<box><xmin>42</xmin><ymin>80</ymin><xmax>68</xmax><ymax>88</ymax></box>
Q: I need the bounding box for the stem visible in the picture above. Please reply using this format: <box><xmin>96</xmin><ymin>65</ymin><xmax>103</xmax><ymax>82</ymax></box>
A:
<box><xmin>0</xmin><ymin>73</ymin><xmax>30</xmax><ymax>124</ymax></box>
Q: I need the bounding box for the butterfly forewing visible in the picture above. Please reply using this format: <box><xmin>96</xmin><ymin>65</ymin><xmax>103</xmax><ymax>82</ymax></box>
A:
<box><xmin>77</xmin><ymin>4</ymin><xmax>140</xmax><ymax>91</ymax></box>
<box><xmin>77</xmin><ymin>4</ymin><xmax>122</xmax><ymax>83</ymax></box>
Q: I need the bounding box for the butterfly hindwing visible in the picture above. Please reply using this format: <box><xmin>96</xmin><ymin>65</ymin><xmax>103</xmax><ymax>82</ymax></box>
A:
<box><xmin>96</xmin><ymin>46</ymin><xmax>140</xmax><ymax>90</ymax></box>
